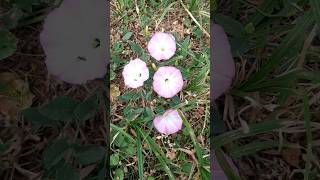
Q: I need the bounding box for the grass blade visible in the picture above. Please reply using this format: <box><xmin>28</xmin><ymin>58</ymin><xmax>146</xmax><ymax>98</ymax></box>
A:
<box><xmin>188</xmin><ymin>0</ymin><xmax>197</xmax><ymax>11</ymax></box>
<box><xmin>212</xmin><ymin>120</ymin><xmax>285</xmax><ymax>148</ymax></box>
<box><xmin>178</xmin><ymin>110</ymin><xmax>203</xmax><ymax>165</ymax></box>
<box><xmin>110</xmin><ymin>124</ymin><xmax>135</xmax><ymax>143</ymax></box>
<box><xmin>239</xmin><ymin>10</ymin><xmax>314</xmax><ymax>91</ymax></box>
<box><xmin>137</xmin><ymin>132</ymin><xmax>144</xmax><ymax>180</ymax></box>
<box><xmin>155</xmin><ymin>2</ymin><xmax>177</xmax><ymax>30</ymax></box>
<box><xmin>230</xmin><ymin>140</ymin><xmax>298</xmax><ymax>158</ymax></box>
<box><xmin>132</xmin><ymin>125</ymin><xmax>175</xmax><ymax>180</ymax></box>
<box><xmin>215</xmin><ymin>149</ymin><xmax>241</xmax><ymax>180</ymax></box>
<box><xmin>302</xmin><ymin>91</ymin><xmax>313</xmax><ymax>180</ymax></box>
<box><xmin>309</xmin><ymin>0</ymin><xmax>320</xmax><ymax>28</ymax></box>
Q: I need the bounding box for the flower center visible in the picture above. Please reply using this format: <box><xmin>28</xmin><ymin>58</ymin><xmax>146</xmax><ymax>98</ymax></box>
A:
<box><xmin>160</xmin><ymin>47</ymin><xmax>165</xmax><ymax>51</ymax></box>
<box><xmin>134</xmin><ymin>73</ymin><xmax>142</xmax><ymax>81</ymax></box>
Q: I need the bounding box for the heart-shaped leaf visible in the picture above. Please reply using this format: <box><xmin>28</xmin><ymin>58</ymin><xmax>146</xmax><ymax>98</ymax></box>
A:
<box><xmin>72</xmin><ymin>145</ymin><xmax>105</xmax><ymax>166</ymax></box>
<box><xmin>0</xmin><ymin>29</ymin><xmax>17</xmax><ymax>60</ymax></box>
<box><xmin>39</xmin><ymin>96</ymin><xmax>79</xmax><ymax>122</ymax></box>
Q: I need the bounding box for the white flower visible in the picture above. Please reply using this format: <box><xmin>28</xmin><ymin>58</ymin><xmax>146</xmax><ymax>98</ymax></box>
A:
<box><xmin>147</xmin><ymin>32</ymin><xmax>176</xmax><ymax>61</ymax></box>
<box><xmin>122</xmin><ymin>58</ymin><xmax>149</xmax><ymax>88</ymax></box>
<box><xmin>40</xmin><ymin>0</ymin><xmax>107</xmax><ymax>84</ymax></box>
<box><xmin>153</xmin><ymin>66</ymin><xmax>183</xmax><ymax>98</ymax></box>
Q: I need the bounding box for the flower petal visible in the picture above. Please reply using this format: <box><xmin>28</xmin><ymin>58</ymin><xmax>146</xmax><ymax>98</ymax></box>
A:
<box><xmin>212</xmin><ymin>23</ymin><xmax>235</xmax><ymax>99</ymax></box>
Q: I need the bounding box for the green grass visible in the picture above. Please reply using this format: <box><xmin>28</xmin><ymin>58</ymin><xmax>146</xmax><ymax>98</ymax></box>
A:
<box><xmin>110</xmin><ymin>0</ymin><xmax>210</xmax><ymax>179</ymax></box>
<box><xmin>213</xmin><ymin>0</ymin><xmax>320</xmax><ymax>179</ymax></box>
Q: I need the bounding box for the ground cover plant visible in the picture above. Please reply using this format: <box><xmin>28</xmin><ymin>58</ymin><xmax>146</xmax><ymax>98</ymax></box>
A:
<box><xmin>213</xmin><ymin>0</ymin><xmax>320</xmax><ymax>179</ymax></box>
<box><xmin>110</xmin><ymin>0</ymin><xmax>210</xmax><ymax>179</ymax></box>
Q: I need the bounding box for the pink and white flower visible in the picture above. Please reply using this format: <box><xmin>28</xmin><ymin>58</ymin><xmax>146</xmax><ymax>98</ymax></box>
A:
<box><xmin>147</xmin><ymin>32</ymin><xmax>176</xmax><ymax>61</ymax></box>
<box><xmin>212</xmin><ymin>23</ymin><xmax>235</xmax><ymax>99</ymax></box>
<box><xmin>122</xmin><ymin>58</ymin><xmax>149</xmax><ymax>88</ymax></box>
<box><xmin>153</xmin><ymin>109</ymin><xmax>183</xmax><ymax>135</ymax></box>
<box><xmin>153</xmin><ymin>66</ymin><xmax>183</xmax><ymax>98</ymax></box>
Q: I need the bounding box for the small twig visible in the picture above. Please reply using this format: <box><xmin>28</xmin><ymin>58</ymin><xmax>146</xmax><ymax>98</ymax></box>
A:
<box><xmin>13</xmin><ymin>163</ymin><xmax>38</xmax><ymax>179</ymax></box>
<box><xmin>177</xmin><ymin>148</ymin><xmax>199</xmax><ymax>168</ymax></box>
<box><xmin>179</xmin><ymin>0</ymin><xmax>210</xmax><ymax>38</ymax></box>
<box><xmin>134</xmin><ymin>0</ymin><xmax>142</xmax><ymax>28</ymax></box>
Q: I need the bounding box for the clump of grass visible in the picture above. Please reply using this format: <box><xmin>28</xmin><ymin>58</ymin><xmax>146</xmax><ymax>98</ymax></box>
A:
<box><xmin>213</xmin><ymin>0</ymin><xmax>320</xmax><ymax>179</ymax></box>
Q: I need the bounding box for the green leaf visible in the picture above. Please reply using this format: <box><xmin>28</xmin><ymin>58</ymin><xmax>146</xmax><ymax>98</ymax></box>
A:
<box><xmin>123</xmin><ymin>32</ymin><xmax>133</xmax><ymax>41</ymax></box>
<box><xmin>97</xmin><ymin>156</ymin><xmax>106</xmax><ymax>180</ymax></box>
<box><xmin>73</xmin><ymin>145</ymin><xmax>105</xmax><ymax>166</ymax></box>
<box><xmin>117</xmin><ymin>92</ymin><xmax>141</xmax><ymax>102</ymax></box>
<box><xmin>123</xmin><ymin>145</ymin><xmax>136</xmax><ymax>156</ymax></box>
<box><xmin>39</xmin><ymin>96</ymin><xmax>79</xmax><ymax>122</ymax></box>
<box><xmin>74</xmin><ymin>95</ymin><xmax>98</xmax><ymax>123</ymax></box>
<box><xmin>114</xmin><ymin>168</ymin><xmax>124</xmax><ymax>180</ymax></box>
<box><xmin>230</xmin><ymin>36</ymin><xmax>250</xmax><ymax>56</ymax></box>
<box><xmin>244</xmin><ymin>23</ymin><xmax>255</xmax><ymax>34</ymax></box>
<box><xmin>0</xmin><ymin>29</ymin><xmax>18</xmax><ymax>60</ymax></box>
<box><xmin>21</xmin><ymin>107</ymin><xmax>60</xmax><ymax>127</ymax></box>
<box><xmin>43</xmin><ymin>139</ymin><xmax>70</xmax><ymax>170</ymax></box>
<box><xmin>55</xmin><ymin>162</ymin><xmax>80</xmax><ymax>180</ymax></box>
<box><xmin>179</xmin><ymin>36</ymin><xmax>191</xmax><ymax>57</ymax></box>
<box><xmin>128</xmin><ymin>41</ymin><xmax>143</xmax><ymax>56</ymax></box>
<box><xmin>213</xmin><ymin>14</ymin><xmax>245</xmax><ymax>37</ymax></box>
<box><xmin>123</xmin><ymin>106</ymin><xmax>144</xmax><ymax>121</ymax></box>
<box><xmin>110</xmin><ymin>153</ymin><xmax>120</xmax><ymax>166</ymax></box>
<box><xmin>113</xmin><ymin>133</ymin><xmax>128</xmax><ymax>148</ymax></box>
<box><xmin>215</xmin><ymin>149</ymin><xmax>241</xmax><ymax>180</ymax></box>
<box><xmin>113</xmin><ymin>43</ymin><xmax>123</xmax><ymax>53</ymax></box>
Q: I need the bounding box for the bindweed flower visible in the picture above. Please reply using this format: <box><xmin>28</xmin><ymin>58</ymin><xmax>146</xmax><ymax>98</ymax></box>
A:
<box><xmin>153</xmin><ymin>109</ymin><xmax>183</xmax><ymax>135</ymax></box>
<box><xmin>40</xmin><ymin>0</ymin><xmax>107</xmax><ymax>84</ymax></box>
<box><xmin>212</xmin><ymin>23</ymin><xmax>235</xmax><ymax>99</ymax></box>
<box><xmin>147</xmin><ymin>32</ymin><xmax>176</xmax><ymax>61</ymax></box>
<box><xmin>153</xmin><ymin>66</ymin><xmax>183</xmax><ymax>98</ymax></box>
<box><xmin>122</xmin><ymin>58</ymin><xmax>149</xmax><ymax>88</ymax></box>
